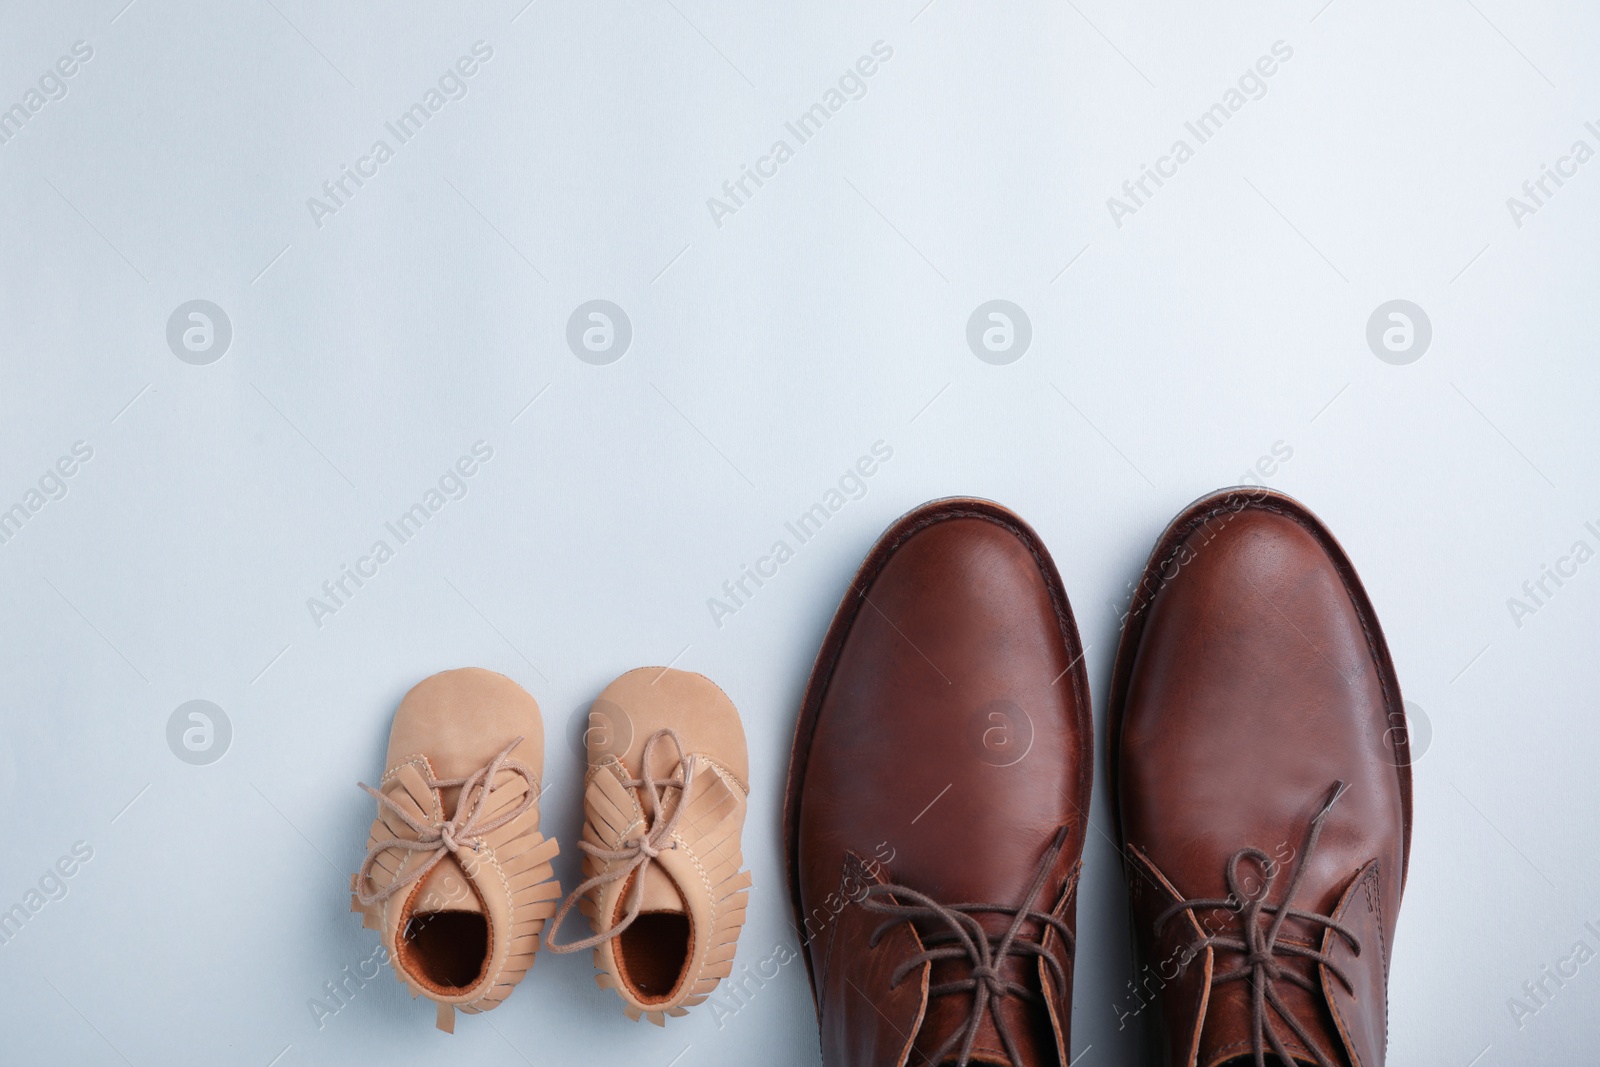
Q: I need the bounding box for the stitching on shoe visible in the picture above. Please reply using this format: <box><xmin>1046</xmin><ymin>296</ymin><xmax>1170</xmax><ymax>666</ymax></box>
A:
<box><xmin>591</xmin><ymin>761</ymin><xmax>648</xmax><ymax>909</ymax></box>
<box><xmin>1378</xmin><ymin>872</ymin><xmax>1389</xmax><ymax>1060</ymax></box>
<box><xmin>1367</xmin><ymin>861</ymin><xmax>1388</xmax><ymax>977</ymax></box>
<box><xmin>676</xmin><ymin>826</ymin><xmax>718</xmax><ymax>932</ymax></box>
<box><xmin>382</xmin><ymin>755</ymin><xmax>442</xmax><ymax>823</ymax></box>
<box><xmin>1368</xmin><ymin>860</ymin><xmax>1389</xmax><ymax>1060</ymax></box>
<box><xmin>466</xmin><ymin>846</ymin><xmax>513</xmax><ymax>1009</ymax></box>
<box><xmin>817</xmin><ymin>852</ymin><xmax>873</xmax><ymax>1025</ymax></box>
<box><xmin>697</xmin><ymin>755</ymin><xmax>750</xmax><ymax>796</ymax></box>
<box><xmin>474</xmin><ymin>764</ymin><xmax>533</xmax><ymax>1007</ymax></box>
<box><xmin>376</xmin><ymin>754</ymin><xmax>440</xmax><ymax>948</ymax></box>
<box><xmin>1322</xmin><ymin>862</ymin><xmax>1385</xmax><ymax>1067</ymax></box>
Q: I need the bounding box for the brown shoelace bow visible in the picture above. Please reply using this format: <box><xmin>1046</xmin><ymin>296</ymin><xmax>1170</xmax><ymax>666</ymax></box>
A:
<box><xmin>1154</xmin><ymin>781</ymin><xmax>1361</xmax><ymax>1067</ymax></box>
<box><xmin>859</xmin><ymin>826</ymin><xmax>1074</xmax><ymax>1067</ymax></box>
<box><xmin>355</xmin><ymin>737</ymin><xmax>539</xmax><ymax>908</ymax></box>
<box><xmin>545</xmin><ymin>728</ymin><xmax>696</xmax><ymax>953</ymax></box>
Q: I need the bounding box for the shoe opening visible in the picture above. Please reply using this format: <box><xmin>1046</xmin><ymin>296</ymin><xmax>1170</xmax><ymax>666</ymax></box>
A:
<box><xmin>616</xmin><ymin>911</ymin><xmax>692</xmax><ymax>1003</ymax></box>
<box><xmin>401</xmin><ymin>911</ymin><xmax>489</xmax><ymax>991</ymax></box>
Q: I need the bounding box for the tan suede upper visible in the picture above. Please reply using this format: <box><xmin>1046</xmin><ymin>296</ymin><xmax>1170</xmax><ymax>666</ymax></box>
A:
<box><xmin>351</xmin><ymin>668</ymin><xmax>561</xmax><ymax>1032</ymax></box>
<box><xmin>546</xmin><ymin>667</ymin><xmax>751</xmax><ymax>1024</ymax></box>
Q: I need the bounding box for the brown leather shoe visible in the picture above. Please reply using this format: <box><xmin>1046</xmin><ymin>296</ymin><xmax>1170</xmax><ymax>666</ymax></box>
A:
<box><xmin>1108</xmin><ymin>488</ymin><xmax>1412</xmax><ymax>1067</ymax></box>
<box><xmin>785</xmin><ymin>498</ymin><xmax>1092</xmax><ymax>1067</ymax></box>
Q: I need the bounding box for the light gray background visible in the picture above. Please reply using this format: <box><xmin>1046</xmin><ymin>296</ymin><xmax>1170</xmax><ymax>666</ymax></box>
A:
<box><xmin>1</xmin><ymin>0</ymin><xmax>1596</xmax><ymax>1063</ymax></box>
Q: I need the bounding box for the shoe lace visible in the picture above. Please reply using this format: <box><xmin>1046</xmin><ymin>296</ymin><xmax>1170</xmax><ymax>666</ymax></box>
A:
<box><xmin>354</xmin><ymin>737</ymin><xmax>538</xmax><ymax>908</ymax></box>
<box><xmin>1153</xmin><ymin>781</ymin><xmax>1362</xmax><ymax>1067</ymax></box>
<box><xmin>858</xmin><ymin>826</ymin><xmax>1074</xmax><ymax>1067</ymax></box>
<box><xmin>545</xmin><ymin>728</ymin><xmax>695</xmax><ymax>953</ymax></box>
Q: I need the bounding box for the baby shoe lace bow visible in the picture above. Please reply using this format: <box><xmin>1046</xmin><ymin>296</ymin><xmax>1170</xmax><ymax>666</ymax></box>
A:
<box><xmin>1154</xmin><ymin>781</ymin><xmax>1362</xmax><ymax>1067</ymax></box>
<box><xmin>545</xmin><ymin>728</ymin><xmax>695</xmax><ymax>953</ymax></box>
<box><xmin>858</xmin><ymin>826</ymin><xmax>1074</xmax><ymax>1067</ymax></box>
<box><xmin>354</xmin><ymin>736</ymin><xmax>538</xmax><ymax>908</ymax></box>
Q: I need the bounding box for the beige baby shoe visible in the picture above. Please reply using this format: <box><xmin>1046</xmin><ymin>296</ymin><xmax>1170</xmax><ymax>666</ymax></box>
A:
<box><xmin>545</xmin><ymin>667</ymin><xmax>751</xmax><ymax>1024</ymax></box>
<box><xmin>351</xmin><ymin>668</ymin><xmax>561</xmax><ymax>1033</ymax></box>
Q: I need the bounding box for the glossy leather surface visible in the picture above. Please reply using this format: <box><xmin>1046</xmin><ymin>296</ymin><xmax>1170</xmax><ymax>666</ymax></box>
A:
<box><xmin>788</xmin><ymin>499</ymin><xmax>1092</xmax><ymax>1067</ymax></box>
<box><xmin>1110</xmin><ymin>489</ymin><xmax>1410</xmax><ymax>1067</ymax></box>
